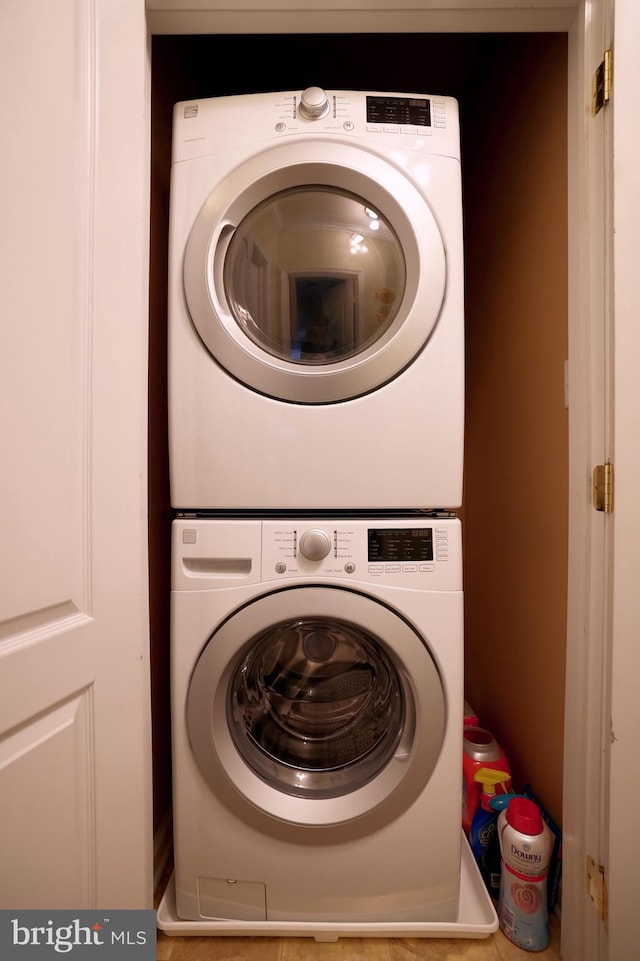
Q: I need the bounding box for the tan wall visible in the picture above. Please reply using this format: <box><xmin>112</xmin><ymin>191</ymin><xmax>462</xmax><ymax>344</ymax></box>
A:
<box><xmin>462</xmin><ymin>37</ymin><xmax>568</xmax><ymax>827</ymax></box>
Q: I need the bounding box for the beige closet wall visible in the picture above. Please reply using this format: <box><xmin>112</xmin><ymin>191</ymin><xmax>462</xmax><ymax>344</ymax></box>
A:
<box><xmin>462</xmin><ymin>36</ymin><xmax>568</xmax><ymax>827</ymax></box>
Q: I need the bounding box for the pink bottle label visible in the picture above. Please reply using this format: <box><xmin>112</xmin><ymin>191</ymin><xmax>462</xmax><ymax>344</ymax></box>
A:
<box><xmin>500</xmin><ymin>862</ymin><xmax>549</xmax><ymax>951</ymax></box>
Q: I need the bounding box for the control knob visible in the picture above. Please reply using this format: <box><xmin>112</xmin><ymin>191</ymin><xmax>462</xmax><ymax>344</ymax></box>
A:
<box><xmin>298</xmin><ymin>528</ymin><xmax>332</xmax><ymax>561</ymax></box>
<box><xmin>299</xmin><ymin>86</ymin><xmax>330</xmax><ymax>120</ymax></box>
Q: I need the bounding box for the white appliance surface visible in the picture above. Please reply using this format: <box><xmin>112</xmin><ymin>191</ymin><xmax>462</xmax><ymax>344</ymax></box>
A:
<box><xmin>168</xmin><ymin>88</ymin><xmax>465</xmax><ymax>509</ymax></box>
<box><xmin>171</xmin><ymin>514</ymin><xmax>465</xmax><ymax>924</ymax></box>
<box><xmin>157</xmin><ymin>837</ymin><xmax>498</xmax><ymax>940</ymax></box>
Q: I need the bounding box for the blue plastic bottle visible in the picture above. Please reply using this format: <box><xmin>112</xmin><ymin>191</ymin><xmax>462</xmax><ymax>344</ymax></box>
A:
<box><xmin>469</xmin><ymin>767</ymin><xmax>511</xmax><ymax>897</ymax></box>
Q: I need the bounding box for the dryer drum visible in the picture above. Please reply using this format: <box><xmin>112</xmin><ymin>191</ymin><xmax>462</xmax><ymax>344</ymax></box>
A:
<box><xmin>228</xmin><ymin>616</ymin><xmax>405</xmax><ymax>798</ymax></box>
<box><xmin>223</xmin><ymin>185</ymin><xmax>406</xmax><ymax>367</ymax></box>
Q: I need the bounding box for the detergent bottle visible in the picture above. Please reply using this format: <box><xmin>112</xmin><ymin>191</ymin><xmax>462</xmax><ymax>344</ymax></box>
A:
<box><xmin>497</xmin><ymin>797</ymin><xmax>554</xmax><ymax>951</ymax></box>
<box><xmin>469</xmin><ymin>767</ymin><xmax>511</xmax><ymax>897</ymax></box>
<box><xmin>462</xmin><ymin>727</ymin><xmax>511</xmax><ymax>836</ymax></box>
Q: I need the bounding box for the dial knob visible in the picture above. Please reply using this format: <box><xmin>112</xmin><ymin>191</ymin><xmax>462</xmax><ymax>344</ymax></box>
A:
<box><xmin>298</xmin><ymin>528</ymin><xmax>332</xmax><ymax>561</ymax></box>
<box><xmin>299</xmin><ymin>86</ymin><xmax>330</xmax><ymax>120</ymax></box>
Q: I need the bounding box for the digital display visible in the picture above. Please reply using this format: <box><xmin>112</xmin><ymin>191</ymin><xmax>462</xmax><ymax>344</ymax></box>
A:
<box><xmin>368</xmin><ymin>528</ymin><xmax>434</xmax><ymax>562</ymax></box>
<box><xmin>366</xmin><ymin>96</ymin><xmax>431</xmax><ymax>127</ymax></box>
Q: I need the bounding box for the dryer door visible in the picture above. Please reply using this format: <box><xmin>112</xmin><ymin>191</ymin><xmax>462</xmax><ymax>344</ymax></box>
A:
<box><xmin>183</xmin><ymin>141</ymin><xmax>446</xmax><ymax>403</ymax></box>
<box><xmin>187</xmin><ymin>585</ymin><xmax>446</xmax><ymax>827</ymax></box>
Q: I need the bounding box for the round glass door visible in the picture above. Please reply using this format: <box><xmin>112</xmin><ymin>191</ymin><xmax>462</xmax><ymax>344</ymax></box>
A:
<box><xmin>223</xmin><ymin>186</ymin><xmax>406</xmax><ymax>366</ymax></box>
<box><xmin>183</xmin><ymin>140</ymin><xmax>446</xmax><ymax>403</ymax></box>
<box><xmin>186</xmin><ymin>586</ymin><xmax>446</xmax><ymax>826</ymax></box>
<box><xmin>228</xmin><ymin>614</ymin><xmax>405</xmax><ymax>799</ymax></box>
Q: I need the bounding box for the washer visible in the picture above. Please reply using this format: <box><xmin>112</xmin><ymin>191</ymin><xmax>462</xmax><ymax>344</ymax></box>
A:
<box><xmin>168</xmin><ymin>88</ymin><xmax>465</xmax><ymax>510</ymax></box>
<box><xmin>171</xmin><ymin>514</ymin><xmax>463</xmax><ymax>922</ymax></box>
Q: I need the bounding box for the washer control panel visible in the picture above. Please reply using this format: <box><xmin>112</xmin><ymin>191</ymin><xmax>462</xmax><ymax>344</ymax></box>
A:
<box><xmin>261</xmin><ymin>518</ymin><xmax>461</xmax><ymax>590</ymax></box>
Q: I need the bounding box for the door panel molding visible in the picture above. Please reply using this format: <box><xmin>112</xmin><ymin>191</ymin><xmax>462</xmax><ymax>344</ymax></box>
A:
<box><xmin>0</xmin><ymin>689</ymin><xmax>96</xmax><ymax>908</ymax></box>
<box><xmin>0</xmin><ymin>0</ymin><xmax>153</xmax><ymax>910</ymax></box>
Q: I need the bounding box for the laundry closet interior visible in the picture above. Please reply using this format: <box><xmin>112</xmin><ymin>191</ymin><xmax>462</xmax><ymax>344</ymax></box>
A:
<box><xmin>148</xmin><ymin>29</ymin><xmax>568</xmax><ymax>868</ymax></box>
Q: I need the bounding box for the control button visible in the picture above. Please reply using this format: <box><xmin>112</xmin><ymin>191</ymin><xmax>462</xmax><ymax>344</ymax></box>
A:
<box><xmin>403</xmin><ymin>564</ymin><xmax>418</xmax><ymax>573</ymax></box>
<box><xmin>299</xmin><ymin>86</ymin><xmax>330</xmax><ymax>120</ymax></box>
<box><xmin>436</xmin><ymin>553</ymin><xmax>449</xmax><ymax>562</ymax></box>
<box><xmin>275</xmin><ymin>122</ymin><xmax>286</xmax><ymax>132</ymax></box>
<box><xmin>343</xmin><ymin>121</ymin><xmax>354</xmax><ymax>131</ymax></box>
<box><xmin>368</xmin><ymin>564</ymin><xmax>384</xmax><ymax>575</ymax></box>
<box><xmin>385</xmin><ymin>564</ymin><xmax>401</xmax><ymax>573</ymax></box>
<box><xmin>344</xmin><ymin>562</ymin><xmax>356</xmax><ymax>574</ymax></box>
<box><xmin>299</xmin><ymin>528</ymin><xmax>332</xmax><ymax>561</ymax></box>
<box><xmin>275</xmin><ymin>562</ymin><xmax>287</xmax><ymax>574</ymax></box>
<box><xmin>420</xmin><ymin>564</ymin><xmax>435</xmax><ymax>572</ymax></box>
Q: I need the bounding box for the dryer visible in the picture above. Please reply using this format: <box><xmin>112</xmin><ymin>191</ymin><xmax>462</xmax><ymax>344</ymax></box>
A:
<box><xmin>171</xmin><ymin>514</ymin><xmax>463</xmax><ymax>923</ymax></box>
<box><xmin>168</xmin><ymin>88</ymin><xmax>465</xmax><ymax>510</ymax></box>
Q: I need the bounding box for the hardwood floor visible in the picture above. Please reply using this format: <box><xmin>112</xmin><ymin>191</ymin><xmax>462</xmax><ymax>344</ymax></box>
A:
<box><xmin>157</xmin><ymin>919</ymin><xmax>561</xmax><ymax>960</ymax></box>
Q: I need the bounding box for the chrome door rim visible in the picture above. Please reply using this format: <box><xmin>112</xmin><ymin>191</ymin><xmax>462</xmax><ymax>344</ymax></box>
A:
<box><xmin>183</xmin><ymin>140</ymin><xmax>446</xmax><ymax>403</ymax></box>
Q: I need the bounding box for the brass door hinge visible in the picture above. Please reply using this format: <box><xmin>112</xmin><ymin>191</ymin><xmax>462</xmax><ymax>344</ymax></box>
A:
<box><xmin>586</xmin><ymin>855</ymin><xmax>608</xmax><ymax>922</ymax></box>
<box><xmin>592</xmin><ymin>49</ymin><xmax>613</xmax><ymax>115</ymax></box>
<box><xmin>593</xmin><ymin>463</ymin><xmax>614</xmax><ymax>513</ymax></box>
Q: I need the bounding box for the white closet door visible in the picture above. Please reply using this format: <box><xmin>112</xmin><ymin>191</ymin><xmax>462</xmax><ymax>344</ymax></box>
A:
<box><xmin>608</xmin><ymin>1</ymin><xmax>640</xmax><ymax>958</ymax></box>
<box><xmin>0</xmin><ymin>0</ymin><xmax>152</xmax><ymax>908</ymax></box>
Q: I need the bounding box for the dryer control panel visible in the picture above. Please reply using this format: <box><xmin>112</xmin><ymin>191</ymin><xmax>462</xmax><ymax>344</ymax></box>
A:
<box><xmin>171</xmin><ymin>88</ymin><xmax>460</xmax><ymax>165</ymax></box>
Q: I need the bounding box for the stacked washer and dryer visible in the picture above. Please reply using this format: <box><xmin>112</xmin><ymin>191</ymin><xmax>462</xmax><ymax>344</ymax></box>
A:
<box><xmin>167</xmin><ymin>88</ymin><xmax>467</xmax><ymax>929</ymax></box>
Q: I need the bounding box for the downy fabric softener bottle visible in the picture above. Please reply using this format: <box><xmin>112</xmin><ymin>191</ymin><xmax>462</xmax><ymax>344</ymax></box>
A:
<box><xmin>497</xmin><ymin>797</ymin><xmax>553</xmax><ymax>951</ymax></box>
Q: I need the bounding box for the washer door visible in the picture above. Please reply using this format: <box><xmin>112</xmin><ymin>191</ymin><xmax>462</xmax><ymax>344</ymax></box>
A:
<box><xmin>187</xmin><ymin>586</ymin><xmax>446</xmax><ymax>827</ymax></box>
<box><xmin>183</xmin><ymin>140</ymin><xmax>446</xmax><ymax>403</ymax></box>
